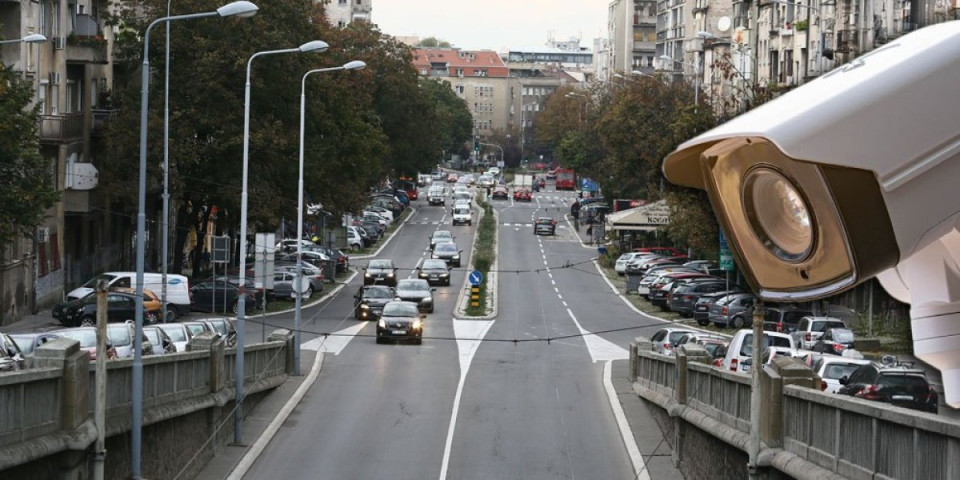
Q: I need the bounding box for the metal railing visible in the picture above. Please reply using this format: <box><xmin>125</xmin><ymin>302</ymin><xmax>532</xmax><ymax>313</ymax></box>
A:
<box><xmin>40</xmin><ymin>113</ymin><xmax>84</xmax><ymax>143</ymax></box>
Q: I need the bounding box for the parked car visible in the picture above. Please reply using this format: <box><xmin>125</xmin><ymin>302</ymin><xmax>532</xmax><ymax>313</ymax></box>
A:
<box><xmin>156</xmin><ymin>323</ymin><xmax>192</xmax><ymax>352</ymax></box>
<box><xmin>675</xmin><ymin>332</ymin><xmax>728</xmax><ymax>358</ymax></box>
<box><xmin>707</xmin><ymin>293</ymin><xmax>757</xmax><ymax>328</ymax></box>
<box><xmin>633</xmin><ymin>247</ymin><xmax>687</xmax><ymax>258</ymax></box>
<box><xmin>275</xmin><ymin>238</ymin><xmax>315</xmax><ymax>255</ymax></box>
<box><xmin>346</xmin><ymin>228</ymin><xmax>364</xmax><ymax>250</ymax></box>
<box><xmin>534</xmin><ymin>217</ymin><xmax>557</xmax><ymax>236</ymax></box>
<box><xmin>812</xmin><ymin>356</ymin><xmax>872</xmax><ymax>393</ymax></box>
<box><xmin>432</xmin><ymin>242</ymin><xmax>462</xmax><ymax>267</ymax></box>
<box><xmin>204</xmin><ymin>318</ymin><xmax>237</xmax><ymax>347</ymax></box>
<box><xmin>429</xmin><ymin>230</ymin><xmax>454</xmax><ymax>250</ymax></box>
<box><xmin>191</xmin><ymin>279</ymin><xmax>258</xmax><ymax>314</ymax></box>
<box><xmin>721</xmin><ymin>329</ymin><xmax>795</xmax><ymax>373</ymax></box>
<box><xmin>649</xmin><ymin>327</ymin><xmax>698</xmax><ymax>356</ymax></box>
<box><xmin>692</xmin><ymin>289</ymin><xmax>745</xmax><ymax>326</ymax></box>
<box><xmin>52</xmin><ymin>327</ymin><xmax>117</xmax><ymax>361</ymax></box>
<box><xmin>363</xmin><ymin>259</ymin><xmax>398</xmax><ymax>286</ymax></box>
<box><xmin>417</xmin><ymin>259</ymin><xmax>452</xmax><ymax>286</ymax></box>
<box><xmin>811</xmin><ymin>327</ymin><xmax>857</xmax><ymax>355</ymax></box>
<box><xmin>395</xmin><ymin>279</ymin><xmax>436</xmax><ymax>313</ymax></box>
<box><xmin>0</xmin><ymin>333</ymin><xmax>24</xmax><ymax>372</ymax></box>
<box><xmin>615</xmin><ymin>253</ymin><xmax>660</xmax><ymax>276</ymax></box>
<box><xmin>645</xmin><ymin>272</ymin><xmax>710</xmax><ymax>301</ymax></box>
<box><xmin>837</xmin><ymin>357</ymin><xmax>938</xmax><ymax>413</ymax></box>
<box><xmin>376</xmin><ymin>301</ymin><xmax>424</xmax><ymax>345</ymax></box>
<box><xmin>275</xmin><ymin>262</ymin><xmax>325</xmax><ymax>294</ymax></box>
<box><xmin>654</xmin><ymin>277</ymin><xmax>721</xmax><ymax>310</ymax></box>
<box><xmin>182</xmin><ymin>320</ymin><xmax>216</xmax><ymax>340</ymax></box>
<box><xmin>66</xmin><ymin>272</ymin><xmax>192</xmax><ymax>322</ymax></box>
<box><xmin>9</xmin><ymin>332</ymin><xmax>61</xmax><ymax>356</ymax></box>
<box><xmin>270</xmin><ymin>271</ymin><xmax>312</xmax><ymax>301</ymax></box>
<box><xmin>53</xmin><ymin>290</ymin><xmax>162</xmax><ymax>327</ymax></box>
<box><xmin>143</xmin><ymin>326</ymin><xmax>177</xmax><ymax>355</ymax></box>
<box><xmin>791</xmin><ymin>316</ymin><xmax>848</xmax><ymax>350</ymax></box>
<box><xmin>107</xmin><ymin>322</ymin><xmax>154</xmax><ymax>358</ymax></box>
<box><xmin>762</xmin><ymin>306</ymin><xmax>814</xmax><ymax>333</ymax></box>
<box><xmin>668</xmin><ymin>280</ymin><xmax>730</xmax><ymax>317</ymax></box>
<box><xmin>354</xmin><ymin>285</ymin><xmax>397</xmax><ymax>320</ymax></box>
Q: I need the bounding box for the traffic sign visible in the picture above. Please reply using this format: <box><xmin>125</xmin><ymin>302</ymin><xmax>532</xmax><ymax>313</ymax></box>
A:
<box><xmin>719</xmin><ymin>230</ymin><xmax>735</xmax><ymax>271</ymax></box>
<box><xmin>469</xmin><ymin>270</ymin><xmax>484</xmax><ymax>286</ymax></box>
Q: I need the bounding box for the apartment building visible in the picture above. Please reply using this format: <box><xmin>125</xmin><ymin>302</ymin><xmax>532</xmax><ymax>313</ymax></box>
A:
<box><xmin>608</xmin><ymin>0</ymin><xmax>658</xmax><ymax>74</ymax></box>
<box><xmin>0</xmin><ymin>0</ymin><xmax>114</xmax><ymax>324</ymax></box>
<box><xmin>325</xmin><ymin>0</ymin><xmax>372</xmax><ymax>28</ymax></box>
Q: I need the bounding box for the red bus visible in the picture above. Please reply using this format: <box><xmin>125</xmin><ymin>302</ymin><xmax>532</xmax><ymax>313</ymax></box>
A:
<box><xmin>555</xmin><ymin>168</ymin><xmax>576</xmax><ymax>190</ymax></box>
<box><xmin>396</xmin><ymin>177</ymin><xmax>418</xmax><ymax>201</ymax></box>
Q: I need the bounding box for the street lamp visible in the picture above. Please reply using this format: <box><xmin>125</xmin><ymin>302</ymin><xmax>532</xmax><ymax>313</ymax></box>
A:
<box><xmin>294</xmin><ymin>59</ymin><xmax>365</xmax><ymax>376</ymax></box>
<box><xmin>660</xmin><ymin>54</ymin><xmax>700</xmax><ymax>107</ymax></box>
<box><xmin>520</xmin><ymin>101</ymin><xmax>537</xmax><ymax>161</ymax></box>
<box><xmin>133</xmin><ymin>5</ymin><xmax>258</xmax><ymax>478</ymax></box>
<box><xmin>770</xmin><ymin>0</ymin><xmax>826</xmax><ymax>77</ymax></box>
<box><xmin>0</xmin><ymin>33</ymin><xmax>48</xmax><ymax>45</ymax></box>
<box><xmin>235</xmin><ymin>38</ymin><xmax>328</xmax><ymax>443</ymax></box>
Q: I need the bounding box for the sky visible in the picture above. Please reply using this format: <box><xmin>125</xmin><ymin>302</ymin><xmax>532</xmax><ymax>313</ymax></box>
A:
<box><xmin>372</xmin><ymin>0</ymin><xmax>611</xmax><ymax>52</ymax></box>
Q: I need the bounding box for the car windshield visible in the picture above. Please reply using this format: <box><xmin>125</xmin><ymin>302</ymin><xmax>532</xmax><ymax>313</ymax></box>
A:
<box><xmin>185</xmin><ymin>323</ymin><xmax>206</xmax><ymax>336</ymax></box>
<box><xmin>831</xmin><ymin>329</ymin><xmax>855</xmax><ymax>343</ymax></box>
<box><xmin>57</xmin><ymin>329</ymin><xmax>97</xmax><ymax>348</ymax></box>
<box><xmin>143</xmin><ymin>329</ymin><xmax>160</xmax><ymax>345</ymax></box>
<box><xmin>107</xmin><ymin>327</ymin><xmax>132</xmax><ymax>347</ymax></box>
<box><xmin>82</xmin><ymin>273</ymin><xmax>117</xmax><ymax>289</ymax></box>
<box><xmin>435</xmin><ymin>243</ymin><xmax>457</xmax><ymax>254</ymax></box>
<box><xmin>822</xmin><ymin>363</ymin><xmax>863</xmax><ymax>380</ymax></box>
<box><xmin>158</xmin><ymin>325</ymin><xmax>188</xmax><ymax>342</ymax></box>
<box><xmin>537</xmin><ymin>219</ymin><xmax>553</xmax><ymax>224</ymax></box>
<box><xmin>422</xmin><ymin>260</ymin><xmax>447</xmax><ymax>270</ymax></box>
<box><xmin>368</xmin><ymin>260</ymin><xmax>392</xmax><ymax>269</ymax></box>
<box><xmin>382</xmin><ymin>303</ymin><xmax>418</xmax><ymax>317</ymax></box>
<box><xmin>878</xmin><ymin>374</ymin><xmax>929</xmax><ymax>388</ymax></box>
<box><xmin>364</xmin><ymin>287</ymin><xmax>394</xmax><ymax>299</ymax></box>
<box><xmin>208</xmin><ymin>321</ymin><xmax>228</xmax><ymax>335</ymax></box>
<box><xmin>398</xmin><ymin>280</ymin><xmax>429</xmax><ymax>291</ymax></box>
<box><xmin>741</xmin><ymin>334</ymin><xmax>792</xmax><ymax>356</ymax></box>
<box><xmin>433</xmin><ymin>231</ymin><xmax>452</xmax><ymax>240</ymax></box>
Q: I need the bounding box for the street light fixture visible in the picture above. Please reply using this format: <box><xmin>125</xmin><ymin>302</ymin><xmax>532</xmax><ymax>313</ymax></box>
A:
<box><xmin>294</xmin><ymin>59</ymin><xmax>365</xmax><ymax>376</ymax></box>
<box><xmin>660</xmin><ymin>54</ymin><xmax>701</xmax><ymax>107</ymax></box>
<box><xmin>0</xmin><ymin>33</ymin><xmax>48</xmax><ymax>45</ymax></box>
<box><xmin>235</xmin><ymin>38</ymin><xmax>328</xmax><ymax>443</ymax></box>
<box><xmin>133</xmin><ymin>5</ymin><xmax>258</xmax><ymax>478</ymax></box>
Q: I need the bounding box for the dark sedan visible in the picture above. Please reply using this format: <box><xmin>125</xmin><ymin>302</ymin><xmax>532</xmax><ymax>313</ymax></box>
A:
<box><xmin>190</xmin><ymin>280</ymin><xmax>258</xmax><ymax>314</ymax></box>
<box><xmin>376</xmin><ymin>301</ymin><xmax>424</xmax><ymax>345</ymax></box>
<box><xmin>364</xmin><ymin>259</ymin><xmax>398</xmax><ymax>286</ymax></box>
<box><xmin>417</xmin><ymin>259</ymin><xmax>451</xmax><ymax>286</ymax></box>
<box><xmin>53</xmin><ymin>291</ymin><xmax>161</xmax><ymax>327</ymax></box>
<box><xmin>432</xmin><ymin>242</ymin><xmax>462</xmax><ymax>267</ymax></box>
<box><xmin>354</xmin><ymin>285</ymin><xmax>397</xmax><ymax>320</ymax></box>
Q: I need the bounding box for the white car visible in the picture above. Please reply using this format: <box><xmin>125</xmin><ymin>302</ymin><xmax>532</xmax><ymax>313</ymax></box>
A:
<box><xmin>615</xmin><ymin>252</ymin><xmax>658</xmax><ymax>275</ymax></box>
<box><xmin>722</xmin><ymin>329</ymin><xmax>795</xmax><ymax>373</ymax></box>
<box><xmin>452</xmin><ymin>206</ymin><xmax>472</xmax><ymax>226</ymax></box>
<box><xmin>487</xmin><ymin>167</ymin><xmax>500</xmax><ymax>176</ymax></box>
<box><xmin>812</xmin><ymin>355</ymin><xmax>872</xmax><ymax>393</ymax></box>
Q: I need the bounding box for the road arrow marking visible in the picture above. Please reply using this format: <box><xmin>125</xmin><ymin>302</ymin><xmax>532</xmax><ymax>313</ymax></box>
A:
<box><xmin>301</xmin><ymin>321</ymin><xmax>367</xmax><ymax>355</ymax></box>
<box><xmin>566</xmin><ymin>308</ymin><xmax>628</xmax><ymax>363</ymax></box>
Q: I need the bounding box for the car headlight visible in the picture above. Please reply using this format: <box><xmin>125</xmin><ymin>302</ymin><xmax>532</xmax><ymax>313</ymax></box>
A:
<box><xmin>387</xmin><ymin>273</ymin><xmax>394</xmax><ymax>277</ymax></box>
<box><xmin>440</xmin><ymin>273</ymin><xmax>449</xmax><ymax>277</ymax></box>
<box><xmin>378</xmin><ymin>318</ymin><xmax>386</xmax><ymax>328</ymax></box>
<box><xmin>419</xmin><ymin>272</ymin><xmax>428</xmax><ymax>278</ymax></box>
<box><xmin>420</xmin><ymin>298</ymin><xmax>432</xmax><ymax>304</ymax></box>
<box><xmin>360</xmin><ymin>304</ymin><xmax>370</xmax><ymax>310</ymax></box>
<box><xmin>364</xmin><ymin>273</ymin><xmax>372</xmax><ymax>278</ymax></box>
<box><xmin>453</xmin><ymin>254</ymin><xmax>460</xmax><ymax>260</ymax></box>
<box><xmin>412</xmin><ymin>319</ymin><xmax>422</xmax><ymax>330</ymax></box>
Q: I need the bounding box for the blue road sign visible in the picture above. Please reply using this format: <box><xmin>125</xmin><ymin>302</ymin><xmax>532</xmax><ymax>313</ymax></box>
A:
<box><xmin>469</xmin><ymin>270</ymin><xmax>484</xmax><ymax>286</ymax></box>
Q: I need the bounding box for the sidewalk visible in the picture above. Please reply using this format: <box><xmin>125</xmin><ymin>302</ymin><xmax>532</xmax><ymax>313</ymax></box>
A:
<box><xmin>3</xmin><ymin>309</ymin><xmax>61</xmax><ymax>334</ymax></box>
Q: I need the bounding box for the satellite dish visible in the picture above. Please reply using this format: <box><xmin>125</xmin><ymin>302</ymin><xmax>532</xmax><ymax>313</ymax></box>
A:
<box><xmin>718</xmin><ymin>16</ymin><xmax>732</xmax><ymax>33</ymax></box>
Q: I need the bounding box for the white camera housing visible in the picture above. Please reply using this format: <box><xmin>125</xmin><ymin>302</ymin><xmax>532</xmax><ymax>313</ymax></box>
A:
<box><xmin>663</xmin><ymin>21</ymin><xmax>960</xmax><ymax>407</ymax></box>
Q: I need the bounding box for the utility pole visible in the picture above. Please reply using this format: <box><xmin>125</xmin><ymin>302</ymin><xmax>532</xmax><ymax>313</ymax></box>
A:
<box><xmin>748</xmin><ymin>300</ymin><xmax>765</xmax><ymax>480</ymax></box>
<box><xmin>93</xmin><ymin>280</ymin><xmax>108</xmax><ymax>480</ymax></box>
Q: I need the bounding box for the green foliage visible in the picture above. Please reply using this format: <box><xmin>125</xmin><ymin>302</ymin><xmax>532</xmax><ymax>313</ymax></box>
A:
<box><xmin>467</xmin><ymin>200</ymin><xmax>496</xmax><ymax>316</ymax></box>
<box><xmin>0</xmin><ymin>63</ymin><xmax>59</xmax><ymax>253</ymax></box>
<box><xmin>418</xmin><ymin>78</ymin><xmax>473</xmax><ymax>165</ymax></box>
<box><xmin>663</xmin><ymin>189</ymin><xmax>719</xmax><ymax>259</ymax></box>
<box><xmin>418</xmin><ymin>37</ymin><xmax>451</xmax><ymax>48</ymax></box>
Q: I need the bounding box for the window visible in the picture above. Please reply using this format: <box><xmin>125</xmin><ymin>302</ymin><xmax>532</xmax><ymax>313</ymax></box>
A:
<box><xmin>339</xmin><ymin>0</ymin><xmax>346</xmax><ymax>4</ymax></box>
<box><xmin>420</xmin><ymin>67</ymin><xmax>427</xmax><ymax>75</ymax></box>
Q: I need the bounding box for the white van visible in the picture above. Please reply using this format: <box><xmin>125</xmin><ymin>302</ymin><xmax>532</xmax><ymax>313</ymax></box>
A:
<box><xmin>722</xmin><ymin>329</ymin><xmax>795</xmax><ymax>373</ymax></box>
<box><xmin>67</xmin><ymin>272</ymin><xmax>192</xmax><ymax>321</ymax></box>
<box><xmin>452</xmin><ymin>206</ymin><xmax>473</xmax><ymax>226</ymax></box>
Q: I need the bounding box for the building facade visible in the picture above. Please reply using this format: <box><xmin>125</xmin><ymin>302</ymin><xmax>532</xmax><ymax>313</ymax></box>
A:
<box><xmin>324</xmin><ymin>0</ymin><xmax>372</xmax><ymax>28</ymax></box>
<box><xmin>0</xmin><ymin>0</ymin><xmax>114</xmax><ymax>324</ymax></box>
<box><xmin>608</xmin><ymin>0</ymin><xmax>659</xmax><ymax>75</ymax></box>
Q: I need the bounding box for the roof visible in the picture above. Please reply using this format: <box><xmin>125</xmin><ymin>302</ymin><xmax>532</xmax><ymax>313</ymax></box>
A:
<box><xmin>411</xmin><ymin>47</ymin><xmax>508</xmax><ymax>77</ymax></box>
<box><xmin>605</xmin><ymin>200</ymin><xmax>671</xmax><ymax>231</ymax></box>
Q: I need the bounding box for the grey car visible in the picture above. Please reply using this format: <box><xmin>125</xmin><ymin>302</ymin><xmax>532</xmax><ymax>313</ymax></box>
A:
<box><xmin>364</xmin><ymin>259</ymin><xmax>398</xmax><ymax>286</ymax></box>
<box><xmin>432</xmin><ymin>242</ymin><xmax>462</xmax><ymax>267</ymax></box>
<box><xmin>9</xmin><ymin>332</ymin><xmax>61</xmax><ymax>356</ymax></box>
<box><xmin>417</xmin><ymin>259</ymin><xmax>451</xmax><ymax>286</ymax></box>
<box><xmin>276</xmin><ymin>262</ymin><xmax>325</xmax><ymax>294</ymax></box>
<box><xmin>707</xmin><ymin>293</ymin><xmax>757</xmax><ymax>328</ymax></box>
<box><xmin>354</xmin><ymin>285</ymin><xmax>397</xmax><ymax>320</ymax></box>
<box><xmin>429</xmin><ymin>230</ymin><xmax>454</xmax><ymax>250</ymax></box>
<box><xmin>395</xmin><ymin>279</ymin><xmax>436</xmax><ymax>313</ymax></box>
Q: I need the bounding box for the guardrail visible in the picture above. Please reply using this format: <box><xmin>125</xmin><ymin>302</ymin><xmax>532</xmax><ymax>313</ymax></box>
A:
<box><xmin>630</xmin><ymin>337</ymin><xmax>960</xmax><ymax>480</ymax></box>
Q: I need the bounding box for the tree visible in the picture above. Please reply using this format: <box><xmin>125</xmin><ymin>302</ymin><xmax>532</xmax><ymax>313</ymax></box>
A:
<box><xmin>0</xmin><ymin>63</ymin><xmax>59</xmax><ymax>253</ymax></box>
<box><xmin>418</xmin><ymin>77</ymin><xmax>473</xmax><ymax>161</ymax></box>
<box><xmin>418</xmin><ymin>37</ymin><xmax>452</xmax><ymax>48</ymax></box>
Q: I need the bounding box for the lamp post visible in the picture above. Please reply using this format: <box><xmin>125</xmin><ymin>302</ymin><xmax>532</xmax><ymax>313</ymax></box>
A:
<box><xmin>134</xmin><ymin>4</ymin><xmax>259</xmax><ymax>478</ymax></box>
<box><xmin>0</xmin><ymin>33</ymin><xmax>47</xmax><ymax>45</ymax></box>
<box><xmin>236</xmin><ymin>39</ymin><xmax>328</xmax><ymax>443</ymax></box>
<box><xmin>295</xmin><ymin>60</ymin><xmax>365</xmax><ymax>376</ymax></box>
<box><xmin>161</xmin><ymin>0</ymin><xmax>173</xmax><ymax>323</ymax></box>
<box><xmin>771</xmin><ymin>0</ymin><xmax>825</xmax><ymax>77</ymax></box>
<box><xmin>520</xmin><ymin>101</ymin><xmax>537</xmax><ymax>162</ymax></box>
<box><xmin>660</xmin><ymin>55</ymin><xmax>700</xmax><ymax>107</ymax></box>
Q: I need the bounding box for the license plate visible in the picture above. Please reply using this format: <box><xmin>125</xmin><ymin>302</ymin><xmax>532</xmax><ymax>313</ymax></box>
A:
<box><xmin>638</xmin><ymin>287</ymin><xmax>650</xmax><ymax>295</ymax></box>
<box><xmin>391</xmin><ymin>330</ymin><xmax>407</xmax><ymax>335</ymax></box>
<box><xmin>892</xmin><ymin>395</ymin><xmax>914</xmax><ymax>402</ymax></box>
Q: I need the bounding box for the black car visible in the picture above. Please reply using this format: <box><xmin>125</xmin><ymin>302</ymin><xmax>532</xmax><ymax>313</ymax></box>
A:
<box><xmin>191</xmin><ymin>280</ymin><xmax>259</xmax><ymax>314</ymax></box>
<box><xmin>429</xmin><ymin>230</ymin><xmax>454</xmax><ymax>250</ymax></box>
<box><xmin>534</xmin><ymin>217</ymin><xmax>556</xmax><ymax>236</ymax></box>
<box><xmin>417</xmin><ymin>259</ymin><xmax>452</xmax><ymax>286</ymax></box>
<box><xmin>354</xmin><ymin>285</ymin><xmax>397</xmax><ymax>320</ymax></box>
<box><xmin>837</xmin><ymin>358</ymin><xmax>938</xmax><ymax>414</ymax></box>
<box><xmin>304</xmin><ymin>245</ymin><xmax>350</xmax><ymax>273</ymax></box>
<box><xmin>376</xmin><ymin>301</ymin><xmax>423</xmax><ymax>345</ymax></box>
<box><xmin>667</xmin><ymin>280</ymin><xmax>729</xmax><ymax>317</ymax></box>
<box><xmin>53</xmin><ymin>291</ymin><xmax>160</xmax><ymax>327</ymax></box>
<box><xmin>812</xmin><ymin>328</ymin><xmax>857</xmax><ymax>355</ymax></box>
<box><xmin>364</xmin><ymin>259</ymin><xmax>398</xmax><ymax>286</ymax></box>
<box><xmin>432</xmin><ymin>242</ymin><xmax>462</xmax><ymax>267</ymax></box>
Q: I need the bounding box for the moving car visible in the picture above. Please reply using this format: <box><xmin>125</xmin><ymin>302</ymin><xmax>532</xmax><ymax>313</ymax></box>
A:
<box><xmin>452</xmin><ymin>206</ymin><xmax>472</xmax><ymax>226</ymax></box>
<box><xmin>376</xmin><ymin>301</ymin><xmax>424</xmax><ymax>345</ymax></box>
<box><xmin>354</xmin><ymin>285</ymin><xmax>397</xmax><ymax>320</ymax></box>
<box><xmin>417</xmin><ymin>259</ymin><xmax>452</xmax><ymax>286</ymax></box>
<box><xmin>491</xmin><ymin>186</ymin><xmax>509</xmax><ymax>200</ymax></box>
<box><xmin>446</xmin><ymin>173</ymin><xmax>459</xmax><ymax>183</ymax></box>
<box><xmin>395</xmin><ymin>279</ymin><xmax>436</xmax><ymax>313</ymax></box>
<box><xmin>534</xmin><ymin>217</ymin><xmax>557</xmax><ymax>235</ymax></box>
<box><xmin>514</xmin><ymin>188</ymin><xmax>532</xmax><ymax>202</ymax></box>
<box><xmin>837</xmin><ymin>357</ymin><xmax>938</xmax><ymax>413</ymax></box>
<box><xmin>363</xmin><ymin>259</ymin><xmax>398</xmax><ymax>287</ymax></box>
<box><xmin>429</xmin><ymin>230</ymin><xmax>454</xmax><ymax>250</ymax></box>
<box><xmin>432</xmin><ymin>242</ymin><xmax>462</xmax><ymax>267</ymax></box>
<box><xmin>427</xmin><ymin>186</ymin><xmax>447</xmax><ymax>206</ymax></box>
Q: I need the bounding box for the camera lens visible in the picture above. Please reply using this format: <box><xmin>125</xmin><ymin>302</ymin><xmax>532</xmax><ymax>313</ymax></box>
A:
<box><xmin>743</xmin><ymin>168</ymin><xmax>812</xmax><ymax>261</ymax></box>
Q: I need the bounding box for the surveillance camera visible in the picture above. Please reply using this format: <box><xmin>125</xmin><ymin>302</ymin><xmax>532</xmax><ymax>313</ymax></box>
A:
<box><xmin>662</xmin><ymin>22</ymin><xmax>960</xmax><ymax>407</ymax></box>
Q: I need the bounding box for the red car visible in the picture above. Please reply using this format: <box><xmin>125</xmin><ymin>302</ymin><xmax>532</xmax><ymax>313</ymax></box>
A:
<box><xmin>514</xmin><ymin>188</ymin><xmax>532</xmax><ymax>202</ymax></box>
<box><xmin>446</xmin><ymin>173</ymin><xmax>459</xmax><ymax>183</ymax></box>
<box><xmin>491</xmin><ymin>186</ymin><xmax>509</xmax><ymax>200</ymax></box>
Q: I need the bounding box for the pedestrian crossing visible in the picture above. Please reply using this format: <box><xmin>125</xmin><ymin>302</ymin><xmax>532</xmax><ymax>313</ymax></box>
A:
<box><xmin>502</xmin><ymin>223</ymin><xmax>568</xmax><ymax>229</ymax></box>
<box><xmin>406</xmin><ymin>220</ymin><xmax>568</xmax><ymax>229</ymax></box>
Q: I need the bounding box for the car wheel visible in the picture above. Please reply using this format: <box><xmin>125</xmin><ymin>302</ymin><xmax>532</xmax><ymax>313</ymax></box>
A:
<box><xmin>80</xmin><ymin>316</ymin><xmax>95</xmax><ymax>327</ymax></box>
<box><xmin>697</xmin><ymin>318</ymin><xmax>710</xmax><ymax>327</ymax></box>
<box><xmin>305</xmin><ymin>286</ymin><xmax>314</xmax><ymax>299</ymax></box>
<box><xmin>414</xmin><ymin>337</ymin><xmax>423</xmax><ymax>345</ymax></box>
<box><xmin>731</xmin><ymin>316</ymin><xmax>745</xmax><ymax>329</ymax></box>
<box><xmin>376</xmin><ymin>336</ymin><xmax>384</xmax><ymax>344</ymax></box>
<box><xmin>164</xmin><ymin>307</ymin><xmax>178</xmax><ymax>323</ymax></box>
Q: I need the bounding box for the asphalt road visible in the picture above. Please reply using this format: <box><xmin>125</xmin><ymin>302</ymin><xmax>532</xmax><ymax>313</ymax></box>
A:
<box><xmin>242</xmin><ymin>183</ymin><xmax>678</xmax><ymax>479</ymax></box>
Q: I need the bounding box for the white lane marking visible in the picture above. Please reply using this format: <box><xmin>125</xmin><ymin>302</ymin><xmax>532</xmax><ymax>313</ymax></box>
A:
<box><xmin>301</xmin><ymin>322</ymin><xmax>367</xmax><ymax>354</ymax></box>
<box><xmin>565</xmin><ymin>308</ymin><xmax>628</xmax><ymax>363</ymax></box>
<box><xmin>543</xmin><ymin>260</ymin><xmax>549</xmax><ymax>266</ymax></box>
<box><xmin>604</xmin><ymin>360</ymin><xmax>650</xmax><ymax>480</ymax></box>
<box><xmin>557</xmin><ymin>294</ymin><xmax>563</xmax><ymax>300</ymax></box>
<box><xmin>440</xmin><ymin>319</ymin><xmax>496</xmax><ymax>480</ymax></box>
<box><xmin>551</xmin><ymin>279</ymin><xmax>556</xmax><ymax>285</ymax></box>
<box><xmin>554</xmin><ymin>287</ymin><xmax>559</xmax><ymax>293</ymax></box>
<box><xmin>562</xmin><ymin>301</ymin><xmax>568</xmax><ymax>307</ymax></box>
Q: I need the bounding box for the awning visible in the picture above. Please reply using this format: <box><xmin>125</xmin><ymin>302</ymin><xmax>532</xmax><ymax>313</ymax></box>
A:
<box><xmin>605</xmin><ymin>199</ymin><xmax>671</xmax><ymax>232</ymax></box>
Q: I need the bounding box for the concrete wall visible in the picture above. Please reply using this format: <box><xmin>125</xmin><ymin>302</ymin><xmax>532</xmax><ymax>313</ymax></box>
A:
<box><xmin>0</xmin><ymin>329</ymin><xmax>295</xmax><ymax>479</ymax></box>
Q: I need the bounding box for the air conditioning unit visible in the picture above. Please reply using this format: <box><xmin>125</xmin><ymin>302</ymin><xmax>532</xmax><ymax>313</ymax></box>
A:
<box><xmin>53</xmin><ymin>36</ymin><xmax>66</xmax><ymax>50</ymax></box>
<box><xmin>49</xmin><ymin>72</ymin><xmax>61</xmax><ymax>85</ymax></box>
<box><xmin>37</xmin><ymin>227</ymin><xmax>50</xmax><ymax>243</ymax></box>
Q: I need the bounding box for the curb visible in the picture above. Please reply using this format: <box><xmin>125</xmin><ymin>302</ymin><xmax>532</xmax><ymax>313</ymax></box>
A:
<box><xmin>229</xmin><ymin>269</ymin><xmax>359</xmax><ymax>323</ymax></box>
<box><xmin>225</xmin><ymin>350</ymin><xmax>325</xmax><ymax>480</ymax></box>
<box><xmin>455</xmin><ymin>195</ymin><xmax>498</xmax><ymax>320</ymax></box>
<box><xmin>351</xmin><ymin>207</ymin><xmax>417</xmax><ymax>260</ymax></box>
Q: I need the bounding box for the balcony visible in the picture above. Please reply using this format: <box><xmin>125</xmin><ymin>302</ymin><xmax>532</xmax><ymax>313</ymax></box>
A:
<box><xmin>65</xmin><ymin>34</ymin><xmax>108</xmax><ymax>64</ymax></box>
<box><xmin>91</xmin><ymin>109</ymin><xmax>117</xmax><ymax>137</ymax></box>
<box><xmin>40</xmin><ymin>113</ymin><xmax>84</xmax><ymax>143</ymax></box>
